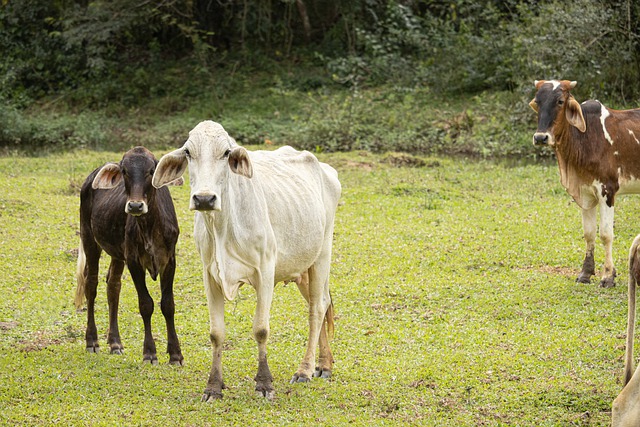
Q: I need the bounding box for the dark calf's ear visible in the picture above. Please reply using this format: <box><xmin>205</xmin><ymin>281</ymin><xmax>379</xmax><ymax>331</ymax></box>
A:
<box><xmin>92</xmin><ymin>163</ymin><xmax>122</xmax><ymax>189</ymax></box>
<box><xmin>229</xmin><ymin>147</ymin><xmax>253</xmax><ymax>178</ymax></box>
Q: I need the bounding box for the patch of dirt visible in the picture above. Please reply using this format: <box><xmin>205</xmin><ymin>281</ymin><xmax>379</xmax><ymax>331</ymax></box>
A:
<box><xmin>518</xmin><ymin>265</ymin><xmax>576</xmax><ymax>278</ymax></box>
<box><xmin>382</xmin><ymin>152</ymin><xmax>428</xmax><ymax>168</ymax></box>
<box><xmin>18</xmin><ymin>330</ymin><xmax>64</xmax><ymax>352</ymax></box>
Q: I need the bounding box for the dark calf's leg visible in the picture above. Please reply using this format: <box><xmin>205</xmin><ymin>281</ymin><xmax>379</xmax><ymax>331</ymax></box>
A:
<box><xmin>128</xmin><ymin>261</ymin><xmax>158</xmax><ymax>364</ymax></box>
<box><xmin>83</xmin><ymin>242</ymin><xmax>102</xmax><ymax>353</ymax></box>
<box><xmin>159</xmin><ymin>257</ymin><xmax>183</xmax><ymax>365</ymax></box>
<box><xmin>106</xmin><ymin>259</ymin><xmax>125</xmax><ymax>354</ymax></box>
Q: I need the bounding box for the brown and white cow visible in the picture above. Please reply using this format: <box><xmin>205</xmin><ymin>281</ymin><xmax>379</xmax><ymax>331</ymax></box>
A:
<box><xmin>612</xmin><ymin>234</ymin><xmax>640</xmax><ymax>426</ymax></box>
<box><xmin>530</xmin><ymin>80</ymin><xmax>640</xmax><ymax>287</ymax></box>
<box><xmin>152</xmin><ymin>121</ymin><xmax>341</xmax><ymax>400</ymax></box>
<box><xmin>75</xmin><ymin>146</ymin><xmax>184</xmax><ymax>365</ymax></box>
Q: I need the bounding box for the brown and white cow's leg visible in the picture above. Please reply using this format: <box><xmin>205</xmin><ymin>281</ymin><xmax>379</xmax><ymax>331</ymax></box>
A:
<box><xmin>105</xmin><ymin>259</ymin><xmax>125</xmax><ymax>354</ymax></box>
<box><xmin>577</xmin><ymin>206</ymin><xmax>597</xmax><ymax>283</ymax></box>
<box><xmin>291</xmin><ymin>260</ymin><xmax>333</xmax><ymax>383</ymax></box>
<box><xmin>253</xmin><ymin>275</ymin><xmax>275</xmax><ymax>399</ymax></box>
<box><xmin>127</xmin><ymin>260</ymin><xmax>158</xmax><ymax>364</ymax></box>
<box><xmin>295</xmin><ymin>269</ymin><xmax>334</xmax><ymax>379</ymax></box>
<box><xmin>203</xmin><ymin>269</ymin><xmax>226</xmax><ymax>401</ymax></box>
<box><xmin>598</xmin><ymin>200</ymin><xmax>616</xmax><ymax>288</ymax></box>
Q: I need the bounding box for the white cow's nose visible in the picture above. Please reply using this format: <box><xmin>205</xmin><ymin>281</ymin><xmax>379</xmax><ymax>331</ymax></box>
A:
<box><xmin>192</xmin><ymin>194</ymin><xmax>217</xmax><ymax>211</ymax></box>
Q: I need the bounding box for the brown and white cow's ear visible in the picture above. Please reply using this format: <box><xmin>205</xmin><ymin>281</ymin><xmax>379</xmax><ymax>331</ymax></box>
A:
<box><xmin>566</xmin><ymin>97</ymin><xmax>586</xmax><ymax>133</ymax></box>
<box><xmin>92</xmin><ymin>163</ymin><xmax>122</xmax><ymax>189</ymax></box>
<box><xmin>529</xmin><ymin>98</ymin><xmax>539</xmax><ymax>112</ymax></box>
<box><xmin>153</xmin><ymin>148</ymin><xmax>188</xmax><ymax>188</ymax></box>
<box><xmin>229</xmin><ymin>146</ymin><xmax>253</xmax><ymax>178</ymax></box>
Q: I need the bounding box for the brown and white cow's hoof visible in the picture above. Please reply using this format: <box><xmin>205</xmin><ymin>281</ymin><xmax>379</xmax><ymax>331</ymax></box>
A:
<box><xmin>599</xmin><ymin>277</ymin><xmax>616</xmax><ymax>288</ymax></box>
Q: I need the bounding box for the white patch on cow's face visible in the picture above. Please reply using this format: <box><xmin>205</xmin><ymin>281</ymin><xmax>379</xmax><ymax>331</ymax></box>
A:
<box><xmin>184</xmin><ymin>121</ymin><xmax>235</xmax><ymax>212</ymax></box>
<box><xmin>630</xmin><ymin>129</ymin><xmax>640</xmax><ymax>144</ymax></box>
<box><xmin>600</xmin><ymin>105</ymin><xmax>614</xmax><ymax>145</ymax></box>
<box><xmin>549</xmin><ymin>80</ymin><xmax>561</xmax><ymax>91</ymax></box>
<box><xmin>614</xmin><ymin>151</ymin><xmax>619</xmax><ymax>156</ymax></box>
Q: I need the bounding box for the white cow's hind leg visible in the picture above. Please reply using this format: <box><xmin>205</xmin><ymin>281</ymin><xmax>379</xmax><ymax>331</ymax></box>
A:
<box><xmin>202</xmin><ymin>270</ymin><xmax>226</xmax><ymax>401</ymax></box>
<box><xmin>577</xmin><ymin>206</ymin><xmax>597</xmax><ymax>283</ymax></box>
<box><xmin>291</xmin><ymin>260</ymin><xmax>333</xmax><ymax>383</ymax></box>
<box><xmin>599</xmin><ymin>200</ymin><xmax>616</xmax><ymax>288</ymax></box>
<box><xmin>295</xmin><ymin>269</ymin><xmax>334</xmax><ymax>379</ymax></box>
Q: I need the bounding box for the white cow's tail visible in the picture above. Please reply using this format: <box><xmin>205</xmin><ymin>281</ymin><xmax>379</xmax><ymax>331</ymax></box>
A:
<box><xmin>324</xmin><ymin>294</ymin><xmax>335</xmax><ymax>341</ymax></box>
<box><xmin>74</xmin><ymin>240</ymin><xmax>87</xmax><ymax>310</ymax></box>
<box><xmin>625</xmin><ymin>235</ymin><xmax>640</xmax><ymax>385</ymax></box>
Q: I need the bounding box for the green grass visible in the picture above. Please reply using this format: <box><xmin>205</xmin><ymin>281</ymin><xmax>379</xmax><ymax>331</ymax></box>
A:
<box><xmin>0</xmin><ymin>148</ymin><xmax>636</xmax><ymax>426</ymax></box>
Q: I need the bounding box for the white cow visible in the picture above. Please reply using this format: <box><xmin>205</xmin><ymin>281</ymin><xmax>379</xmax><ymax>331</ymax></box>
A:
<box><xmin>612</xmin><ymin>235</ymin><xmax>640</xmax><ymax>425</ymax></box>
<box><xmin>152</xmin><ymin>121</ymin><xmax>341</xmax><ymax>400</ymax></box>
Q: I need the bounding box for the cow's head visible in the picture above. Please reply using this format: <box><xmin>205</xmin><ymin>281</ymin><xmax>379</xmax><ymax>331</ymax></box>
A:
<box><xmin>529</xmin><ymin>79</ymin><xmax>586</xmax><ymax>146</ymax></box>
<box><xmin>152</xmin><ymin>121</ymin><xmax>253</xmax><ymax>211</ymax></box>
<box><xmin>93</xmin><ymin>146</ymin><xmax>162</xmax><ymax>216</ymax></box>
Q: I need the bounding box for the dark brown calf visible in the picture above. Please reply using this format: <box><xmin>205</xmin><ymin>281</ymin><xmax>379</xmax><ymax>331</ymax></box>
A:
<box><xmin>75</xmin><ymin>146</ymin><xmax>183</xmax><ymax>365</ymax></box>
<box><xmin>530</xmin><ymin>80</ymin><xmax>640</xmax><ymax>287</ymax></box>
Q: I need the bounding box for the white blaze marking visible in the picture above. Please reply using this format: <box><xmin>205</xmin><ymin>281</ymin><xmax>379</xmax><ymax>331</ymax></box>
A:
<box><xmin>550</xmin><ymin>80</ymin><xmax>561</xmax><ymax>90</ymax></box>
<box><xmin>600</xmin><ymin>104</ymin><xmax>614</xmax><ymax>145</ymax></box>
<box><xmin>630</xmin><ymin>129</ymin><xmax>640</xmax><ymax>144</ymax></box>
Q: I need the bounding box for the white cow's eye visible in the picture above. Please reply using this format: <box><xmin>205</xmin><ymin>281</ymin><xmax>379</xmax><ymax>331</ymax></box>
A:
<box><xmin>223</xmin><ymin>149</ymin><xmax>231</xmax><ymax>158</ymax></box>
<box><xmin>184</xmin><ymin>149</ymin><xmax>191</xmax><ymax>159</ymax></box>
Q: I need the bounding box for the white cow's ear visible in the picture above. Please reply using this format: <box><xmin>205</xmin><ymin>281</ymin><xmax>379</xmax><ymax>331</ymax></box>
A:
<box><xmin>153</xmin><ymin>148</ymin><xmax>188</xmax><ymax>188</ymax></box>
<box><xmin>229</xmin><ymin>147</ymin><xmax>253</xmax><ymax>178</ymax></box>
<box><xmin>92</xmin><ymin>163</ymin><xmax>122</xmax><ymax>189</ymax></box>
<box><xmin>566</xmin><ymin>97</ymin><xmax>586</xmax><ymax>133</ymax></box>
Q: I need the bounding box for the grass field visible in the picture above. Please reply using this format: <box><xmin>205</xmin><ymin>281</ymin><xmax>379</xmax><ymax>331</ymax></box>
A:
<box><xmin>0</xmin><ymin>148</ymin><xmax>637</xmax><ymax>426</ymax></box>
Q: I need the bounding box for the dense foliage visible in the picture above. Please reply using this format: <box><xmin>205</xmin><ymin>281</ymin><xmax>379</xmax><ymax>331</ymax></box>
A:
<box><xmin>1</xmin><ymin>0</ymin><xmax>639</xmax><ymax>153</ymax></box>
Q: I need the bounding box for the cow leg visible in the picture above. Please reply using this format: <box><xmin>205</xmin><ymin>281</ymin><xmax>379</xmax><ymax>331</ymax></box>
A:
<box><xmin>295</xmin><ymin>270</ymin><xmax>334</xmax><ymax>379</ymax></box>
<box><xmin>159</xmin><ymin>256</ymin><xmax>184</xmax><ymax>365</ymax></box>
<box><xmin>577</xmin><ymin>206</ymin><xmax>597</xmax><ymax>284</ymax></box>
<box><xmin>127</xmin><ymin>261</ymin><xmax>158</xmax><ymax>364</ymax></box>
<box><xmin>106</xmin><ymin>259</ymin><xmax>125</xmax><ymax>354</ymax></box>
<box><xmin>599</xmin><ymin>201</ymin><xmax>616</xmax><ymax>288</ymax></box>
<box><xmin>83</xmin><ymin>240</ymin><xmax>102</xmax><ymax>353</ymax></box>
<box><xmin>253</xmin><ymin>279</ymin><xmax>275</xmax><ymax>399</ymax></box>
<box><xmin>291</xmin><ymin>262</ymin><xmax>333</xmax><ymax>383</ymax></box>
<box><xmin>203</xmin><ymin>270</ymin><xmax>226</xmax><ymax>401</ymax></box>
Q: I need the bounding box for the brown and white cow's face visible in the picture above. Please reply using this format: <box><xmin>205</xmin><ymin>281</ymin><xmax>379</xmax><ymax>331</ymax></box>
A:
<box><xmin>529</xmin><ymin>80</ymin><xmax>586</xmax><ymax>146</ymax></box>
<box><xmin>92</xmin><ymin>147</ymin><xmax>158</xmax><ymax>216</ymax></box>
<box><xmin>152</xmin><ymin>121</ymin><xmax>253</xmax><ymax>211</ymax></box>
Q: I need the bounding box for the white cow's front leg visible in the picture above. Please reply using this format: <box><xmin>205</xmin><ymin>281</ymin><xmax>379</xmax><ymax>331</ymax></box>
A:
<box><xmin>577</xmin><ymin>205</ymin><xmax>597</xmax><ymax>284</ymax></box>
<box><xmin>253</xmin><ymin>279</ymin><xmax>275</xmax><ymax>399</ymax></box>
<box><xmin>599</xmin><ymin>200</ymin><xmax>616</xmax><ymax>288</ymax></box>
<box><xmin>202</xmin><ymin>270</ymin><xmax>226</xmax><ymax>401</ymax></box>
